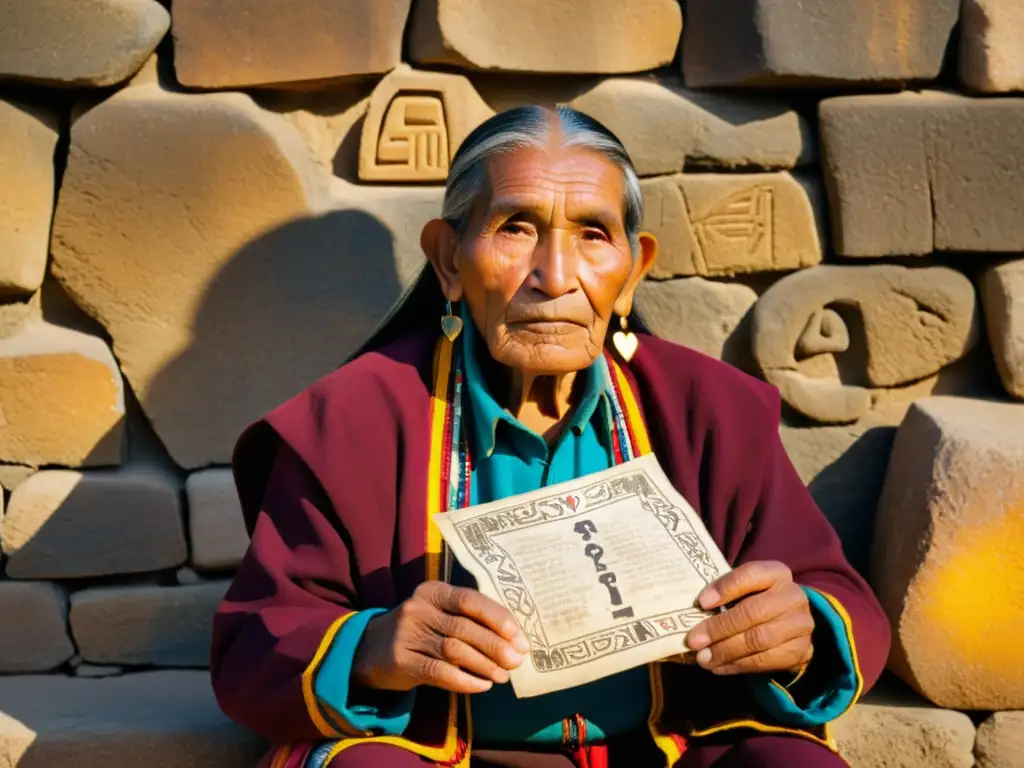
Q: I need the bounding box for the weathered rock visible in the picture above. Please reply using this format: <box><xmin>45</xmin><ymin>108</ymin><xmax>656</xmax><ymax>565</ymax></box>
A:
<box><xmin>567</xmin><ymin>76</ymin><xmax>814</xmax><ymax>175</ymax></box>
<box><xmin>641</xmin><ymin>173</ymin><xmax>823</xmax><ymax>278</ymax></box>
<box><xmin>359</xmin><ymin>64</ymin><xmax>492</xmax><ymax>182</ymax></box>
<box><xmin>187</xmin><ymin>469</ymin><xmax>249</xmax><ymax>571</ymax></box>
<box><xmin>682</xmin><ymin>0</ymin><xmax>960</xmax><ymax>88</ymax></box>
<box><xmin>976</xmin><ymin>712</ymin><xmax>1024</xmax><ymax>768</ymax></box>
<box><xmin>0</xmin><ymin>0</ymin><xmax>169</xmax><ymax>87</ymax></box>
<box><xmin>0</xmin><ymin>581</ymin><xmax>74</xmax><ymax>673</ymax></box>
<box><xmin>52</xmin><ymin>82</ymin><xmax>431</xmax><ymax>468</ymax></box>
<box><xmin>960</xmin><ymin>0</ymin><xmax>1024</xmax><ymax>94</ymax></box>
<box><xmin>0</xmin><ymin>465</ymin><xmax>37</xmax><ymax>492</ymax></box>
<box><xmin>2</xmin><ymin>467</ymin><xmax>187</xmax><ymax>579</ymax></box>
<box><xmin>70</xmin><ymin>582</ymin><xmax>228</xmax><ymax>667</ymax></box>
<box><xmin>0</xmin><ymin>99</ymin><xmax>57</xmax><ymax>296</ymax></box>
<box><xmin>176</xmin><ymin>567</ymin><xmax>204</xmax><ymax>585</ymax></box>
<box><xmin>872</xmin><ymin>397</ymin><xmax>1024</xmax><ymax>709</ymax></box>
<box><xmin>0</xmin><ymin>672</ymin><xmax>265</xmax><ymax>767</ymax></box>
<box><xmin>752</xmin><ymin>266</ymin><xmax>979</xmax><ymax>425</ymax></box>
<box><xmin>0</xmin><ymin>320</ymin><xmax>125</xmax><ymax>467</ymax></box>
<box><xmin>983</xmin><ymin>259</ymin><xmax>1024</xmax><ymax>400</ymax></box>
<box><xmin>409</xmin><ymin>0</ymin><xmax>681</xmax><ymax>74</ymax></box>
<box><xmin>75</xmin><ymin>664</ymin><xmax>125</xmax><ymax>679</ymax></box>
<box><xmin>821</xmin><ymin>91</ymin><xmax>1024</xmax><ymax>256</ymax></box>
<box><xmin>634</xmin><ymin>278</ymin><xmax>757</xmax><ymax>367</ymax></box>
<box><xmin>172</xmin><ymin>0</ymin><xmax>412</xmax><ymax>88</ymax></box>
<box><xmin>832</xmin><ymin>685</ymin><xmax>976</xmax><ymax>768</ymax></box>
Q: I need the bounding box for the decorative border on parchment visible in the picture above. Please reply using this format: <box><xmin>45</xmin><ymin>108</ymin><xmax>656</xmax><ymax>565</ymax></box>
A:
<box><xmin>451</xmin><ymin>468</ymin><xmax>723</xmax><ymax>673</ymax></box>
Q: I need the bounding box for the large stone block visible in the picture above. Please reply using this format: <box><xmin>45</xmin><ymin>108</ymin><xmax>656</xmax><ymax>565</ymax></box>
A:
<box><xmin>187</xmin><ymin>469</ymin><xmax>249</xmax><ymax>570</ymax></box>
<box><xmin>0</xmin><ymin>0</ymin><xmax>168</xmax><ymax>87</ymax></box>
<box><xmin>634</xmin><ymin>278</ymin><xmax>756</xmax><ymax>367</ymax></box>
<box><xmin>0</xmin><ymin>320</ymin><xmax>125</xmax><ymax>467</ymax></box>
<box><xmin>0</xmin><ymin>99</ymin><xmax>57</xmax><ymax>296</ymax></box>
<box><xmin>408</xmin><ymin>0</ymin><xmax>681</xmax><ymax>74</ymax></box>
<box><xmin>832</xmin><ymin>685</ymin><xmax>976</xmax><ymax>768</ymax></box>
<box><xmin>2</xmin><ymin>467</ymin><xmax>187</xmax><ymax>579</ymax></box>
<box><xmin>172</xmin><ymin>0</ymin><xmax>412</xmax><ymax>88</ymax></box>
<box><xmin>872</xmin><ymin>397</ymin><xmax>1024</xmax><ymax>709</ymax></box>
<box><xmin>0</xmin><ymin>581</ymin><xmax>74</xmax><ymax>673</ymax></box>
<box><xmin>641</xmin><ymin>173</ymin><xmax>823</xmax><ymax>278</ymax></box>
<box><xmin>0</xmin><ymin>672</ymin><xmax>265</xmax><ymax>767</ymax></box>
<box><xmin>52</xmin><ymin>82</ymin><xmax>432</xmax><ymax>468</ymax></box>
<box><xmin>753</xmin><ymin>266</ymin><xmax>979</xmax><ymax>425</ymax></box>
<box><xmin>960</xmin><ymin>0</ymin><xmax>1024</xmax><ymax>94</ymax></box>
<box><xmin>821</xmin><ymin>92</ymin><xmax>1024</xmax><ymax>256</ymax></box>
<box><xmin>682</xmin><ymin>0</ymin><xmax>960</xmax><ymax>88</ymax></box>
<box><xmin>976</xmin><ymin>712</ymin><xmax>1024</xmax><ymax>768</ymax></box>
<box><xmin>983</xmin><ymin>259</ymin><xmax>1024</xmax><ymax>400</ymax></box>
<box><xmin>70</xmin><ymin>582</ymin><xmax>228</xmax><ymax>667</ymax></box>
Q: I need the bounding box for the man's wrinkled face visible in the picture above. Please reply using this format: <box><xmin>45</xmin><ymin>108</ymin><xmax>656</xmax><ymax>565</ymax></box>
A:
<box><xmin>434</xmin><ymin>144</ymin><xmax>654</xmax><ymax>376</ymax></box>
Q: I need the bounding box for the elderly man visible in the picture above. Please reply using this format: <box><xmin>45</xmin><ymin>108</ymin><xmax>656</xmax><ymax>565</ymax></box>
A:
<box><xmin>212</xmin><ymin>106</ymin><xmax>890</xmax><ymax>768</ymax></box>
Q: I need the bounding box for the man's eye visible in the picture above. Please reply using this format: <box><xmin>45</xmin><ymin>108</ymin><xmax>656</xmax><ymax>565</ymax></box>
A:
<box><xmin>501</xmin><ymin>222</ymin><xmax>530</xmax><ymax>236</ymax></box>
<box><xmin>582</xmin><ymin>228</ymin><xmax>608</xmax><ymax>241</ymax></box>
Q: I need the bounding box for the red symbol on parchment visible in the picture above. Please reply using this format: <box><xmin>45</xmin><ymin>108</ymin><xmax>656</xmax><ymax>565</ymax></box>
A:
<box><xmin>659</xmin><ymin>620</ymin><xmax>674</xmax><ymax>631</ymax></box>
<box><xmin>566</xmin><ymin>495</ymin><xmax>579</xmax><ymax>510</ymax></box>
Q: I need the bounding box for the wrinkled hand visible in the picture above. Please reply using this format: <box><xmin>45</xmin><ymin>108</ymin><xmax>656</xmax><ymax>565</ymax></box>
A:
<box><xmin>352</xmin><ymin>581</ymin><xmax>528</xmax><ymax>694</ymax></box>
<box><xmin>685</xmin><ymin>561</ymin><xmax>814</xmax><ymax>676</ymax></box>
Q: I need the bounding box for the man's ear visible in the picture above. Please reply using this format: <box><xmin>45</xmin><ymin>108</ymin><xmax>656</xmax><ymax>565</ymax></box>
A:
<box><xmin>613</xmin><ymin>231</ymin><xmax>658</xmax><ymax>317</ymax></box>
<box><xmin>421</xmin><ymin>218</ymin><xmax>463</xmax><ymax>302</ymax></box>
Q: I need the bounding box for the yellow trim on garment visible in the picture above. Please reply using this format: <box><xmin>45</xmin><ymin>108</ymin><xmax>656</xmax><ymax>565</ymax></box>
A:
<box><xmin>610</xmin><ymin>357</ymin><xmax>652</xmax><ymax>456</ymax></box>
<box><xmin>269</xmin><ymin>745</ymin><xmax>292</xmax><ymax>768</ymax></box>
<box><xmin>300</xmin><ymin>612</ymin><xmax>362</xmax><ymax>738</ymax></box>
<box><xmin>426</xmin><ymin>337</ymin><xmax>454</xmax><ymax>583</ymax></box>
<box><xmin>806</xmin><ymin>587</ymin><xmax>864</xmax><ymax>712</ymax></box>
<box><xmin>646</xmin><ymin>664</ymin><xmax>685</xmax><ymax>765</ymax></box>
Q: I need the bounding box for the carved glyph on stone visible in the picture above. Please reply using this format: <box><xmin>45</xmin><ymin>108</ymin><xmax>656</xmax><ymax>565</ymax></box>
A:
<box><xmin>752</xmin><ymin>266</ymin><xmax>979</xmax><ymax>424</ymax></box>
<box><xmin>360</xmin><ymin>65</ymin><xmax>491</xmax><ymax>182</ymax></box>
<box><xmin>873</xmin><ymin>397</ymin><xmax>1024</xmax><ymax>710</ymax></box>
<box><xmin>374</xmin><ymin>95</ymin><xmax>450</xmax><ymax>181</ymax></box>
<box><xmin>641</xmin><ymin>173</ymin><xmax>822</xmax><ymax>278</ymax></box>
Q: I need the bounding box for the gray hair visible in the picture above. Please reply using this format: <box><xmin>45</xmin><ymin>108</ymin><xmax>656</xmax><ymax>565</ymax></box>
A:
<box><xmin>441</xmin><ymin>105</ymin><xmax>644</xmax><ymax>253</ymax></box>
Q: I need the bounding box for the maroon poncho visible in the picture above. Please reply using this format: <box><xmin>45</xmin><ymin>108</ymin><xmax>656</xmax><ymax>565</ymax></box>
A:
<box><xmin>211</xmin><ymin>328</ymin><xmax>890</xmax><ymax>766</ymax></box>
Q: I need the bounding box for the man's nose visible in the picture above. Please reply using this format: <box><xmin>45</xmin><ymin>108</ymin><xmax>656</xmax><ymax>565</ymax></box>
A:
<box><xmin>529</xmin><ymin>229</ymin><xmax>579</xmax><ymax>298</ymax></box>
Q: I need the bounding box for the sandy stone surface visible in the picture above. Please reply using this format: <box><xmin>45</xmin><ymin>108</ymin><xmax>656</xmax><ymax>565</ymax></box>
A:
<box><xmin>0</xmin><ymin>582</ymin><xmax>74</xmax><ymax>673</ymax></box>
<box><xmin>187</xmin><ymin>469</ymin><xmax>249</xmax><ymax>571</ymax></box>
<box><xmin>833</xmin><ymin>684</ymin><xmax>976</xmax><ymax>768</ymax></box>
<box><xmin>872</xmin><ymin>397</ymin><xmax>1024</xmax><ymax>709</ymax></box>
<box><xmin>408</xmin><ymin>0</ymin><xmax>681</xmax><ymax>74</ymax></box>
<box><xmin>52</xmin><ymin>81</ymin><xmax>433</xmax><ymax>468</ymax></box>
<box><xmin>821</xmin><ymin>91</ymin><xmax>1024</xmax><ymax>256</ymax></box>
<box><xmin>975</xmin><ymin>711</ymin><xmax>1024</xmax><ymax>768</ymax></box>
<box><xmin>683</xmin><ymin>0</ymin><xmax>959</xmax><ymax>88</ymax></box>
<box><xmin>635</xmin><ymin>278</ymin><xmax>757</xmax><ymax>367</ymax></box>
<box><xmin>0</xmin><ymin>671</ymin><xmax>265</xmax><ymax>767</ymax></box>
<box><xmin>0</xmin><ymin>320</ymin><xmax>125</xmax><ymax>467</ymax></box>
<box><xmin>0</xmin><ymin>0</ymin><xmax>168</xmax><ymax>86</ymax></box>
<box><xmin>960</xmin><ymin>0</ymin><xmax>1024</xmax><ymax>94</ymax></box>
<box><xmin>983</xmin><ymin>259</ymin><xmax>1024</xmax><ymax>400</ymax></box>
<box><xmin>70</xmin><ymin>582</ymin><xmax>228</xmax><ymax>667</ymax></box>
<box><xmin>641</xmin><ymin>173</ymin><xmax>822</xmax><ymax>278</ymax></box>
<box><xmin>752</xmin><ymin>266</ymin><xmax>979</xmax><ymax>424</ymax></box>
<box><xmin>0</xmin><ymin>99</ymin><xmax>57</xmax><ymax>296</ymax></box>
<box><xmin>172</xmin><ymin>0</ymin><xmax>412</xmax><ymax>88</ymax></box>
<box><xmin>2</xmin><ymin>467</ymin><xmax>187</xmax><ymax>579</ymax></box>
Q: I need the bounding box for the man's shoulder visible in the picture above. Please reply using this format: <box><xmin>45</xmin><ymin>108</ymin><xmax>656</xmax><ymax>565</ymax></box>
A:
<box><xmin>637</xmin><ymin>335</ymin><xmax>781</xmax><ymax>427</ymax></box>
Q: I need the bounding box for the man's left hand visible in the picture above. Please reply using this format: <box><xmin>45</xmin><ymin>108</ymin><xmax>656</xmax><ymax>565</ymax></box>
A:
<box><xmin>685</xmin><ymin>561</ymin><xmax>814</xmax><ymax>676</ymax></box>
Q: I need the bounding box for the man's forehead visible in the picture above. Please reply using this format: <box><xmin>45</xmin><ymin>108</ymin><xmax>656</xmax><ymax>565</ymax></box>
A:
<box><xmin>482</xmin><ymin>146</ymin><xmax>625</xmax><ymax>213</ymax></box>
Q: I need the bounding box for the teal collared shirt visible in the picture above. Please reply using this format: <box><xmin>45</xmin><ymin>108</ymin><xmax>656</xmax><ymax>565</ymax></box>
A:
<box><xmin>311</xmin><ymin>306</ymin><xmax>861</xmax><ymax>743</ymax></box>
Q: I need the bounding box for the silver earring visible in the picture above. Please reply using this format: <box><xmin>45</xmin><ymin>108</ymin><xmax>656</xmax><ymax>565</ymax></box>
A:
<box><xmin>612</xmin><ymin>315</ymin><xmax>638</xmax><ymax>362</ymax></box>
<box><xmin>441</xmin><ymin>301</ymin><xmax>463</xmax><ymax>342</ymax></box>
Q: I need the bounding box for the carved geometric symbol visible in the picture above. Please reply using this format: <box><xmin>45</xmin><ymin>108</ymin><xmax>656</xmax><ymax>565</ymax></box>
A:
<box><xmin>376</xmin><ymin>94</ymin><xmax>449</xmax><ymax>181</ymax></box>
<box><xmin>694</xmin><ymin>186</ymin><xmax>774</xmax><ymax>272</ymax></box>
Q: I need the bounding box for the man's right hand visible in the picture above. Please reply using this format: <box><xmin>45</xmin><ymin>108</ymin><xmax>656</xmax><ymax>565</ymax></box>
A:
<box><xmin>351</xmin><ymin>581</ymin><xmax>530</xmax><ymax>694</ymax></box>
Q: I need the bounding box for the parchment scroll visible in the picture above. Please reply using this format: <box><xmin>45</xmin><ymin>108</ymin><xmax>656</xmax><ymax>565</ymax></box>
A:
<box><xmin>432</xmin><ymin>453</ymin><xmax>732</xmax><ymax>698</ymax></box>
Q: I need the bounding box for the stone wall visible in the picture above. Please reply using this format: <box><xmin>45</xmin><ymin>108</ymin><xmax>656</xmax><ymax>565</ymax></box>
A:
<box><xmin>0</xmin><ymin>1</ymin><xmax>1022</xmax><ymax>766</ymax></box>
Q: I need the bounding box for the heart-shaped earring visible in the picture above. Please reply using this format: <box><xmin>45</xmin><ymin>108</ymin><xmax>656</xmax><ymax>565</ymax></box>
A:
<box><xmin>612</xmin><ymin>315</ymin><xmax>638</xmax><ymax>362</ymax></box>
<box><xmin>441</xmin><ymin>301</ymin><xmax>463</xmax><ymax>342</ymax></box>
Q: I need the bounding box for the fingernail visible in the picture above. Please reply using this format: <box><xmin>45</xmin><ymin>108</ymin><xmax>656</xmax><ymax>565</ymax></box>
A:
<box><xmin>687</xmin><ymin>631</ymin><xmax>709</xmax><ymax>651</ymax></box>
<box><xmin>698</xmin><ymin>588</ymin><xmax>720</xmax><ymax>610</ymax></box>
<box><xmin>512</xmin><ymin>633</ymin><xmax>530</xmax><ymax>654</ymax></box>
<box><xmin>505</xmin><ymin>650</ymin><xmax>525</xmax><ymax>668</ymax></box>
<box><xmin>696</xmin><ymin>649</ymin><xmax>712</xmax><ymax>667</ymax></box>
